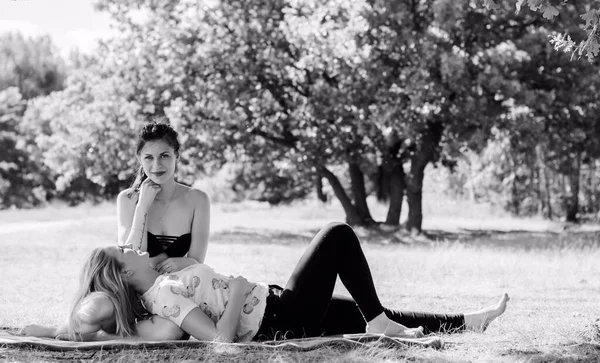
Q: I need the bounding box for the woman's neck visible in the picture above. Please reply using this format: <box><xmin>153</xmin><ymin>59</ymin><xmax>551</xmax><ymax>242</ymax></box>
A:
<box><xmin>155</xmin><ymin>179</ymin><xmax>176</xmax><ymax>202</ymax></box>
<box><xmin>131</xmin><ymin>267</ymin><xmax>161</xmax><ymax>295</ymax></box>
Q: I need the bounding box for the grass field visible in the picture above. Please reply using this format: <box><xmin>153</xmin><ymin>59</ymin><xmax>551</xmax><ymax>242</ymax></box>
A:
<box><xmin>1</xmin><ymin>197</ymin><xmax>599</xmax><ymax>362</ymax></box>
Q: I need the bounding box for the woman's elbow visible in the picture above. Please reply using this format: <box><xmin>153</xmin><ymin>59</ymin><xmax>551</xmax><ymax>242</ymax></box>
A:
<box><xmin>137</xmin><ymin>317</ymin><xmax>187</xmax><ymax>341</ymax></box>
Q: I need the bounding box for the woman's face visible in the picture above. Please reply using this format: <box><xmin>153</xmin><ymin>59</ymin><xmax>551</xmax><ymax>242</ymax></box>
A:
<box><xmin>139</xmin><ymin>140</ymin><xmax>177</xmax><ymax>185</ymax></box>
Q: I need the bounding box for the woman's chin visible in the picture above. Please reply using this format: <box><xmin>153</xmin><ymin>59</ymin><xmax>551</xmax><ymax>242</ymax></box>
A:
<box><xmin>147</xmin><ymin>175</ymin><xmax>171</xmax><ymax>184</ymax></box>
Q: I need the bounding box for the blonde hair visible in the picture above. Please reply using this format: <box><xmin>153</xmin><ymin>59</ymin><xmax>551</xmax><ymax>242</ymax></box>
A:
<box><xmin>67</xmin><ymin>247</ymin><xmax>142</xmax><ymax>340</ymax></box>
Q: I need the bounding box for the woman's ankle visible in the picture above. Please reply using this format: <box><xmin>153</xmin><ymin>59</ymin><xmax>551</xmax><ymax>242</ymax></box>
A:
<box><xmin>366</xmin><ymin>312</ymin><xmax>390</xmax><ymax>333</ymax></box>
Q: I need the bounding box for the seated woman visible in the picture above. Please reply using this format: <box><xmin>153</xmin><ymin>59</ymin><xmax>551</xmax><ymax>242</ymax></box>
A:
<box><xmin>22</xmin><ymin>223</ymin><xmax>509</xmax><ymax>342</ymax></box>
<box><xmin>116</xmin><ymin>121</ymin><xmax>211</xmax><ymax>339</ymax></box>
<box><xmin>117</xmin><ymin>122</ymin><xmax>210</xmax><ymax>274</ymax></box>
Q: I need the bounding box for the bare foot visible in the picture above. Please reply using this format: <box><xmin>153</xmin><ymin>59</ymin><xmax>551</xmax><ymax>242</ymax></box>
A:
<box><xmin>366</xmin><ymin>313</ymin><xmax>425</xmax><ymax>338</ymax></box>
<box><xmin>464</xmin><ymin>293</ymin><xmax>510</xmax><ymax>332</ymax></box>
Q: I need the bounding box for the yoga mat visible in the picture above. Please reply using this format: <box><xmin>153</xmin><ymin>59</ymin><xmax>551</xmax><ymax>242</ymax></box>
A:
<box><xmin>0</xmin><ymin>330</ymin><xmax>443</xmax><ymax>351</ymax></box>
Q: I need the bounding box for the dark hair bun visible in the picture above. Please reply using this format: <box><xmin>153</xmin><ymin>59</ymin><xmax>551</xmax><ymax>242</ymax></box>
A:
<box><xmin>136</xmin><ymin>122</ymin><xmax>180</xmax><ymax>156</ymax></box>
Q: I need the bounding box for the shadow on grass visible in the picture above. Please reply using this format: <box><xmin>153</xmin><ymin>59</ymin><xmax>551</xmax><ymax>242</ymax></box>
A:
<box><xmin>211</xmin><ymin>227</ymin><xmax>321</xmax><ymax>245</ymax></box>
<box><xmin>501</xmin><ymin>342</ymin><xmax>600</xmax><ymax>363</ymax></box>
<box><xmin>211</xmin><ymin>225</ymin><xmax>600</xmax><ymax>251</ymax></box>
<box><xmin>424</xmin><ymin>229</ymin><xmax>600</xmax><ymax>250</ymax></box>
<box><xmin>0</xmin><ymin>342</ymin><xmax>420</xmax><ymax>363</ymax></box>
<box><xmin>4</xmin><ymin>341</ymin><xmax>599</xmax><ymax>363</ymax></box>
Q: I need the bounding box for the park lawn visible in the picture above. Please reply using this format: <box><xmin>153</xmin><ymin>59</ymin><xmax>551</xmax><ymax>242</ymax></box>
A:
<box><xmin>0</xmin><ymin>200</ymin><xmax>599</xmax><ymax>362</ymax></box>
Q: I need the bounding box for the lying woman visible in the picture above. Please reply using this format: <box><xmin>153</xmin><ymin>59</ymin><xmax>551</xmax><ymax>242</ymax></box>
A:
<box><xmin>21</xmin><ymin>223</ymin><xmax>509</xmax><ymax>342</ymax></box>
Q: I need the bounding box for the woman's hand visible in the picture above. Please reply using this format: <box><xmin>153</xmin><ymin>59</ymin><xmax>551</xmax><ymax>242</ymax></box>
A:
<box><xmin>228</xmin><ymin>276</ymin><xmax>254</xmax><ymax>296</ymax></box>
<box><xmin>19</xmin><ymin>324</ymin><xmax>56</xmax><ymax>338</ymax></box>
<box><xmin>138</xmin><ymin>178</ymin><xmax>161</xmax><ymax>210</ymax></box>
<box><xmin>55</xmin><ymin>331</ymin><xmax>126</xmax><ymax>342</ymax></box>
<box><xmin>154</xmin><ymin>257</ymin><xmax>196</xmax><ymax>274</ymax></box>
<box><xmin>403</xmin><ymin>326</ymin><xmax>425</xmax><ymax>338</ymax></box>
<box><xmin>55</xmin><ymin>332</ymin><xmax>96</xmax><ymax>341</ymax></box>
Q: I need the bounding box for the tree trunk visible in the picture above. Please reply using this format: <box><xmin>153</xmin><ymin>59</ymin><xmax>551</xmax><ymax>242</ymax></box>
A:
<box><xmin>379</xmin><ymin>130</ymin><xmax>407</xmax><ymax>226</ymax></box>
<box><xmin>406</xmin><ymin>122</ymin><xmax>443</xmax><ymax>235</ymax></box>
<box><xmin>384</xmin><ymin>158</ymin><xmax>405</xmax><ymax>226</ymax></box>
<box><xmin>315</xmin><ymin>174</ymin><xmax>327</xmax><ymax>203</ymax></box>
<box><xmin>590</xmin><ymin>160</ymin><xmax>597</xmax><ymax>215</ymax></box>
<box><xmin>406</xmin><ymin>161</ymin><xmax>425</xmax><ymax>235</ymax></box>
<box><xmin>348</xmin><ymin>161</ymin><xmax>374</xmax><ymax>225</ymax></box>
<box><xmin>535</xmin><ymin>143</ymin><xmax>552</xmax><ymax>219</ymax></box>
<box><xmin>319</xmin><ymin>166</ymin><xmax>363</xmax><ymax>225</ymax></box>
<box><xmin>565</xmin><ymin>154</ymin><xmax>581</xmax><ymax>222</ymax></box>
<box><xmin>376</xmin><ymin>164</ymin><xmax>389</xmax><ymax>202</ymax></box>
<box><xmin>506</xmin><ymin>150</ymin><xmax>520</xmax><ymax>216</ymax></box>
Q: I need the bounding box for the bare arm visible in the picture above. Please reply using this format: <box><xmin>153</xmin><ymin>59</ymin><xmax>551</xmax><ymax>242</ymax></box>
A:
<box><xmin>188</xmin><ymin>189</ymin><xmax>210</xmax><ymax>264</ymax></box>
<box><xmin>180</xmin><ymin>277</ymin><xmax>248</xmax><ymax>342</ymax></box>
<box><xmin>213</xmin><ymin>278</ymin><xmax>247</xmax><ymax>342</ymax></box>
<box><xmin>21</xmin><ymin>294</ymin><xmax>115</xmax><ymax>340</ymax></box>
<box><xmin>117</xmin><ymin>187</ymin><xmax>154</xmax><ymax>251</ymax></box>
<box><xmin>19</xmin><ymin>324</ymin><xmax>62</xmax><ymax>338</ymax></box>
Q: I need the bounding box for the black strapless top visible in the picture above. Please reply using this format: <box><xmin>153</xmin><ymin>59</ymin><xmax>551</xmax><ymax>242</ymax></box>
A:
<box><xmin>147</xmin><ymin>232</ymin><xmax>192</xmax><ymax>257</ymax></box>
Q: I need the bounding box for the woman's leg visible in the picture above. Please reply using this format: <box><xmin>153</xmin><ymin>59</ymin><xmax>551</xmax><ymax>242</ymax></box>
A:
<box><xmin>321</xmin><ymin>294</ymin><xmax>510</xmax><ymax>335</ymax></box>
<box><xmin>462</xmin><ymin>293</ymin><xmax>510</xmax><ymax>331</ymax></box>
<box><xmin>319</xmin><ymin>296</ymin><xmax>463</xmax><ymax>335</ymax></box>
<box><xmin>270</xmin><ymin>222</ymin><xmax>387</xmax><ymax>338</ymax></box>
<box><xmin>262</xmin><ymin>222</ymin><xmax>509</xmax><ymax>338</ymax></box>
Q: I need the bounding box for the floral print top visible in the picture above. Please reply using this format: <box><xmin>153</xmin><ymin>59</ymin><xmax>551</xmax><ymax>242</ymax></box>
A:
<box><xmin>140</xmin><ymin>264</ymin><xmax>269</xmax><ymax>342</ymax></box>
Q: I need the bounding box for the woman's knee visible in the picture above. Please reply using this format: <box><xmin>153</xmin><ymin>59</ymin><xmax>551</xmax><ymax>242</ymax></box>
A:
<box><xmin>137</xmin><ymin>316</ymin><xmax>187</xmax><ymax>340</ymax></box>
<box><xmin>323</xmin><ymin>222</ymin><xmax>355</xmax><ymax>238</ymax></box>
<box><xmin>324</xmin><ymin>221</ymin><xmax>352</xmax><ymax>233</ymax></box>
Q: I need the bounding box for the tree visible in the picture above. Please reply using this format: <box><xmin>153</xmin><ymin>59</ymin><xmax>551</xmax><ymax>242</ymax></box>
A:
<box><xmin>441</xmin><ymin>1</ymin><xmax>600</xmax><ymax>221</ymax></box>
<box><xmin>0</xmin><ymin>32</ymin><xmax>66</xmax><ymax>99</ymax></box>
<box><xmin>484</xmin><ymin>2</ymin><xmax>600</xmax><ymax>221</ymax></box>
<box><xmin>0</xmin><ymin>88</ymin><xmax>37</xmax><ymax>207</ymax></box>
<box><xmin>0</xmin><ymin>32</ymin><xmax>67</xmax><ymax>208</ymax></box>
<box><xmin>484</xmin><ymin>0</ymin><xmax>600</xmax><ymax>61</ymax></box>
<box><xmin>90</xmin><ymin>0</ymin><xmax>526</xmax><ymax>231</ymax></box>
<box><xmin>21</xmin><ymin>67</ymin><xmax>144</xmax><ymax>202</ymax></box>
<box><xmin>95</xmin><ymin>0</ymin><xmax>385</xmax><ymax>224</ymax></box>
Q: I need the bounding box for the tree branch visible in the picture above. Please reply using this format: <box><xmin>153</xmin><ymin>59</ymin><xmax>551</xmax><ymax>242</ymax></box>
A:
<box><xmin>249</xmin><ymin>127</ymin><xmax>297</xmax><ymax>148</ymax></box>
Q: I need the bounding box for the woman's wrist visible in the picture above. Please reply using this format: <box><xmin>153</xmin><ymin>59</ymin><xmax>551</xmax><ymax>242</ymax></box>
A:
<box><xmin>135</xmin><ymin>202</ymin><xmax>151</xmax><ymax>214</ymax></box>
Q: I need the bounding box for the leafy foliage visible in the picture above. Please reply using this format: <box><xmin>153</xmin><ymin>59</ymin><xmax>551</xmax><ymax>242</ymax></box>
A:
<box><xmin>0</xmin><ymin>33</ymin><xmax>67</xmax><ymax>208</ymax></box>
<box><xmin>0</xmin><ymin>87</ymin><xmax>44</xmax><ymax>207</ymax></box>
<box><xmin>86</xmin><ymin>0</ymin><xmax>521</xmax><ymax>228</ymax></box>
<box><xmin>2</xmin><ymin>0</ymin><xmax>599</xmax><ymax>227</ymax></box>
<box><xmin>484</xmin><ymin>0</ymin><xmax>600</xmax><ymax>61</ymax></box>
<box><xmin>0</xmin><ymin>32</ymin><xmax>66</xmax><ymax>99</ymax></box>
<box><xmin>440</xmin><ymin>2</ymin><xmax>600</xmax><ymax>221</ymax></box>
<box><xmin>21</xmin><ymin>68</ymin><xmax>143</xmax><ymax>202</ymax></box>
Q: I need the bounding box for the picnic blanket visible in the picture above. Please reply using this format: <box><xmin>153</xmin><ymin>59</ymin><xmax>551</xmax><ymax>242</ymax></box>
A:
<box><xmin>0</xmin><ymin>330</ymin><xmax>443</xmax><ymax>351</ymax></box>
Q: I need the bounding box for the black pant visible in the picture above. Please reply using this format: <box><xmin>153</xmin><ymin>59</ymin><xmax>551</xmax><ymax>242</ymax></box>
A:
<box><xmin>254</xmin><ymin>222</ymin><xmax>464</xmax><ymax>340</ymax></box>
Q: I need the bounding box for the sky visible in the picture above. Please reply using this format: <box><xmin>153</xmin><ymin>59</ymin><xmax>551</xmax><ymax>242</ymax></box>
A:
<box><xmin>0</xmin><ymin>0</ymin><xmax>114</xmax><ymax>55</ymax></box>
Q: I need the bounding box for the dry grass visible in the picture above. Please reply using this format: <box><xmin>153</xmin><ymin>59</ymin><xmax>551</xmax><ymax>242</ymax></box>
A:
<box><xmin>1</xmin><ymin>198</ymin><xmax>600</xmax><ymax>362</ymax></box>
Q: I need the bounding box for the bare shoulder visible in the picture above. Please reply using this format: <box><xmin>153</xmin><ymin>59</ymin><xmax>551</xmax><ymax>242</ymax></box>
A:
<box><xmin>77</xmin><ymin>292</ymin><xmax>115</xmax><ymax>323</ymax></box>
<box><xmin>117</xmin><ymin>188</ymin><xmax>137</xmax><ymax>206</ymax></box>
<box><xmin>180</xmin><ymin>185</ymin><xmax>210</xmax><ymax>208</ymax></box>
